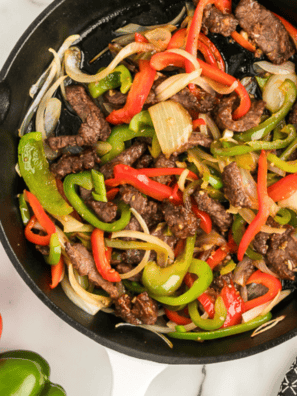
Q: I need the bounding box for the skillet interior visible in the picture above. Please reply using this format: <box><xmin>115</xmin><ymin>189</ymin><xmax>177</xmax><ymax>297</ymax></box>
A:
<box><xmin>0</xmin><ymin>0</ymin><xmax>297</xmax><ymax>364</ymax></box>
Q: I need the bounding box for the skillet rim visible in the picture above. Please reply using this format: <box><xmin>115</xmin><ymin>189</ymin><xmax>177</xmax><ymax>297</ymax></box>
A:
<box><xmin>1</xmin><ymin>0</ymin><xmax>297</xmax><ymax>364</ymax></box>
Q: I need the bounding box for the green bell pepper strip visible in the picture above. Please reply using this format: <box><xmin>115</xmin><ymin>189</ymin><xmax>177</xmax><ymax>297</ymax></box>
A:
<box><xmin>142</xmin><ymin>235</ymin><xmax>196</xmax><ymax>296</ymax></box>
<box><xmin>235</xmin><ymin>79</ymin><xmax>297</xmax><ymax>142</ymax></box>
<box><xmin>63</xmin><ymin>171</ymin><xmax>131</xmax><ymax>232</ymax></box>
<box><xmin>232</xmin><ymin>214</ymin><xmax>262</xmax><ymax>260</ymax></box>
<box><xmin>188</xmin><ymin>296</ymin><xmax>227</xmax><ymax>331</ymax></box>
<box><xmin>18</xmin><ymin>132</ymin><xmax>73</xmax><ymax>217</ymax></box>
<box><xmin>255</xmin><ymin>76</ymin><xmax>270</xmax><ymax>91</ymax></box>
<box><xmin>220</xmin><ymin>259</ymin><xmax>237</xmax><ymax>275</ymax></box>
<box><xmin>129</xmin><ymin>110</ymin><xmax>154</xmax><ymax>132</ymax></box>
<box><xmin>288</xmin><ymin>209</ymin><xmax>297</xmax><ymax>227</ymax></box>
<box><xmin>91</xmin><ymin>170</ymin><xmax>107</xmax><ymax>202</ymax></box>
<box><xmin>88</xmin><ymin>65</ymin><xmax>132</xmax><ymax>97</ymax></box>
<box><xmin>149</xmin><ymin>259</ymin><xmax>213</xmax><ymax>306</ymax></box>
<box><xmin>279</xmin><ymin>138</ymin><xmax>297</xmax><ymax>160</ymax></box>
<box><xmin>167</xmin><ymin>312</ymin><xmax>272</xmax><ymax>341</ymax></box>
<box><xmin>44</xmin><ymin>233</ymin><xmax>61</xmax><ymax>265</ymax></box>
<box><xmin>211</xmin><ymin>125</ymin><xmax>296</xmax><ymax>157</ymax></box>
<box><xmin>267</xmin><ymin>152</ymin><xmax>297</xmax><ymax>173</ymax></box>
<box><xmin>0</xmin><ymin>350</ymin><xmax>66</xmax><ymax>396</ymax></box>
<box><xmin>18</xmin><ymin>193</ymin><xmax>30</xmax><ymax>225</ymax></box>
<box><xmin>122</xmin><ymin>280</ymin><xmax>146</xmax><ymax>294</ymax></box>
<box><xmin>274</xmin><ymin>208</ymin><xmax>291</xmax><ymax>225</ymax></box>
<box><xmin>100</xmin><ymin>124</ymin><xmax>155</xmax><ymax>164</ymax></box>
<box><xmin>105</xmin><ymin>238</ymin><xmax>169</xmax><ymax>267</ymax></box>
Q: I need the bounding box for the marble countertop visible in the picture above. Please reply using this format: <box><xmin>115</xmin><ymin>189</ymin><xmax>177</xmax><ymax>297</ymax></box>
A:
<box><xmin>0</xmin><ymin>0</ymin><xmax>297</xmax><ymax>395</ymax></box>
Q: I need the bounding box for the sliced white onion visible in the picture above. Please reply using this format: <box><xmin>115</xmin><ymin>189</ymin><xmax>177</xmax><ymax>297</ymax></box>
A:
<box><xmin>199</xmin><ymin>113</ymin><xmax>221</xmax><ymax>140</ymax></box>
<box><xmin>251</xmin><ymin>315</ymin><xmax>286</xmax><ymax>337</ymax></box>
<box><xmin>52</xmin><ymin>214</ymin><xmax>94</xmax><ymax>233</ymax></box>
<box><xmin>278</xmin><ymin>190</ymin><xmax>297</xmax><ymax>212</ymax></box>
<box><xmin>68</xmin><ymin>264</ymin><xmax>111</xmax><ymax>308</ymax></box>
<box><xmin>65</xmin><ymin>43</ymin><xmax>156</xmax><ymax>83</ymax></box>
<box><xmin>238</xmin><ymin>208</ymin><xmax>285</xmax><ymax>234</ymax></box>
<box><xmin>111</xmin><ymin>230</ymin><xmax>175</xmax><ymax>262</ymax></box>
<box><xmin>254</xmin><ymin>61</ymin><xmax>295</xmax><ymax>75</ymax></box>
<box><xmin>263</xmin><ymin>74</ymin><xmax>297</xmax><ymax>113</ymax></box>
<box><xmin>155</xmin><ymin>70</ymin><xmax>200</xmax><ymax>102</ymax></box>
<box><xmin>192</xmin><ymin>76</ymin><xmax>215</xmax><ymax>95</ymax></box>
<box><xmin>191</xmin><ymin>147</ymin><xmax>219</xmax><ymax>163</ymax></box>
<box><xmin>203</xmin><ymin>77</ymin><xmax>238</xmax><ymax>94</ymax></box>
<box><xmin>61</xmin><ymin>276</ymin><xmax>101</xmax><ymax>315</ymax></box>
<box><xmin>177</xmin><ymin>169</ymin><xmax>189</xmax><ymax>192</ymax></box>
<box><xmin>253</xmin><ymin>260</ymin><xmax>279</xmax><ymax>278</ymax></box>
<box><xmin>144</xmin><ymin>28</ymin><xmax>172</xmax><ymax>52</ymax></box>
<box><xmin>195</xmin><ymin>229</ymin><xmax>226</xmax><ymax>249</ymax></box>
<box><xmin>233</xmin><ymin>257</ymin><xmax>253</xmax><ymax>287</ymax></box>
<box><xmin>148</xmin><ymin>100</ymin><xmax>193</xmax><ymax>158</ymax></box>
<box><xmin>44</xmin><ymin>98</ymin><xmax>62</xmax><ymax>136</ymax></box>
<box><xmin>168</xmin><ymin>48</ymin><xmax>200</xmax><ymax>71</ymax></box>
<box><xmin>119</xmin><ymin>208</ymin><xmax>151</xmax><ymax>280</ymax></box>
<box><xmin>48</xmin><ymin>48</ymin><xmax>62</xmax><ymax>80</ymax></box>
<box><xmin>115</xmin><ymin>323</ymin><xmax>173</xmax><ymax>347</ymax></box>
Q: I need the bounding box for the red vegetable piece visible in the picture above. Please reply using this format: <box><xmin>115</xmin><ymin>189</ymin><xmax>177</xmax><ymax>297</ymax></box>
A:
<box><xmin>192</xmin><ymin>202</ymin><xmax>212</xmax><ymax>234</ymax></box>
<box><xmin>268</xmin><ymin>174</ymin><xmax>297</xmax><ymax>202</ymax></box>
<box><xmin>134</xmin><ymin>32</ymin><xmax>149</xmax><ymax>43</ymax></box>
<box><xmin>199</xmin><ymin>33</ymin><xmax>225</xmax><ymax>71</ymax></box>
<box><xmin>25</xmin><ymin>190</ymin><xmax>56</xmax><ymax>236</ymax></box>
<box><xmin>207</xmin><ymin>245</ymin><xmax>230</xmax><ymax>270</ymax></box>
<box><xmin>25</xmin><ymin>216</ymin><xmax>51</xmax><ymax>246</ymax></box>
<box><xmin>164</xmin><ymin>307</ymin><xmax>192</xmax><ymax>325</ymax></box>
<box><xmin>167</xmin><ymin>28</ymin><xmax>187</xmax><ymax>50</ymax></box>
<box><xmin>50</xmin><ymin>256</ymin><xmax>65</xmax><ymax>289</ymax></box>
<box><xmin>273</xmin><ymin>13</ymin><xmax>297</xmax><ymax>48</ymax></box>
<box><xmin>220</xmin><ymin>281</ymin><xmax>245</xmax><ymax>327</ymax></box>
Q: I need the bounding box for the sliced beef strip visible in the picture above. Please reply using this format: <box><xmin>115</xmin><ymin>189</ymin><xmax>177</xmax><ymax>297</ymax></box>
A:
<box><xmin>36</xmin><ymin>245</ymin><xmax>50</xmax><ymax>255</ymax></box>
<box><xmin>222</xmin><ymin>162</ymin><xmax>253</xmax><ymax>208</ymax></box>
<box><xmin>50</xmin><ymin>148</ymin><xmax>100</xmax><ymax>179</ymax></box>
<box><xmin>193</xmin><ymin>189</ymin><xmax>232</xmax><ymax>233</ymax></box>
<box><xmin>253</xmin><ymin>217</ymin><xmax>282</xmax><ymax>255</ymax></box>
<box><xmin>153</xmin><ymin>154</ymin><xmax>177</xmax><ymax>184</ymax></box>
<box><xmin>170</xmin><ymin>86</ymin><xmax>217</xmax><ymax>117</ymax></box>
<box><xmin>47</xmin><ymin>85</ymin><xmax>111</xmax><ymax>150</ymax></box>
<box><xmin>162</xmin><ymin>199</ymin><xmax>200</xmax><ymax>239</ymax></box>
<box><xmin>115</xmin><ymin>263</ymin><xmax>142</xmax><ymax>282</ymax></box>
<box><xmin>124</xmin><ymin>216</ymin><xmax>142</xmax><ymax>232</ymax></box>
<box><xmin>65</xmin><ymin>242</ymin><xmax>120</xmax><ymax>299</ymax></box>
<box><xmin>114</xmin><ymin>291</ymin><xmax>158</xmax><ymax>325</ymax></box>
<box><xmin>235</xmin><ymin>0</ymin><xmax>295</xmax><ymax>65</ymax></box>
<box><xmin>100</xmin><ymin>141</ymin><xmax>147</xmax><ymax>179</ymax></box>
<box><xmin>211</xmin><ymin>272</ymin><xmax>240</xmax><ymax>292</ymax></box>
<box><xmin>213</xmin><ymin>94</ymin><xmax>266</xmax><ymax>132</ymax></box>
<box><xmin>87</xmin><ymin>200</ymin><xmax>118</xmax><ymax>223</ymax></box>
<box><xmin>122</xmin><ymin>249</ymin><xmax>145</xmax><ymax>266</ymax></box>
<box><xmin>135</xmin><ymin>154</ymin><xmax>154</xmax><ymax>169</ymax></box>
<box><xmin>104</xmin><ymin>90</ymin><xmax>127</xmax><ymax>108</ymax></box>
<box><xmin>246</xmin><ymin>283</ymin><xmax>268</xmax><ymax>300</ymax></box>
<box><xmin>173</xmin><ymin>132</ymin><xmax>213</xmax><ymax>155</ymax></box>
<box><xmin>202</xmin><ymin>4</ymin><xmax>238</xmax><ymax>37</ymax></box>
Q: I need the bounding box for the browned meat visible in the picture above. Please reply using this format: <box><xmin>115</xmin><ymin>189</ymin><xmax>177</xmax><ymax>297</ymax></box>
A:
<box><xmin>36</xmin><ymin>245</ymin><xmax>50</xmax><ymax>255</ymax></box>
<box><xmin>119</xmin><ymin>185</ymin><xmax>163</xmax><ymax>228</ymax></box>
<box><xmin>115</xmin><ymin>263</ymin><xmax>142</xmax><ymax>282</ymax></box>
<box><xmin>253</xmin><ymin>217</ymin><xmax>283</xmax><ymax>255</ymax></box>
<box><xmin>193</xmin><ymin>189</ymin><xmax>232</xmax><ymax>233</ymax></box>
<box><xmin>173</xmin><ymin>132</ymin><xmax>213</xmax><ymax>155</ymax></box>
<box><xmin>124</xmin><ymin>216</ymin><xmax>142</xmax><ymax>232</ymax></box>
<box><xmin>289</xmin><ymin>102</ymin><xmax>297</xmax><ymax>126</ymax></box>
<box><xmin>104</xmin><ymin>90</ymin><xmax>127</xmax><ymax>107</ymax></box>
<box><xmin>171</xmin><ymin>87</ymin><xmax>216</xmax><ymax>117</ymax></box>
<box><xmin>162</xmin><ymin>200</ymin><xmax>200</xmax><ymax>239</ymax></box>
<box><xmin>202</xmin><ymin>4</ymin><xmax>238</xmax><ymax>37</ymax></box>
<box><xmin>149</xmin><ymin>224</ymin><xmax>178</xmax><ymax>265</ymax></box>
<box><xmin>153</xmin><ymin>154</ymin><xmax>176</xmax><ymax>184</ymax></box>
<box><xmin>100</xmin><ymin>141</ymin><xmax>147</xmax><ymax>179</ymax></box>
<box><xmin>87</xmin><ymin>200</ymin><xmax>117</xmax><ymax>223</ymax></box>
<box><xmin>246</xmin><ymin>283</ymin><xmax>268</xmax><ymax>300</ymax></box>
<box><xmin>214</xmin><ymin>94</ymin><xmax>266</xmax><ymax>132</ymax></box>
<box><xmin>211</xmin><ymin>273</ymin><xmax>240</xmax><ymax>292</ymax></box>
<box><xmin>235</xmin><ymin>0</ymin><xmax>295</xmax><ymax>64</ymax></box>
<box><xmin>135</xmin><ymin>154</ymin><xmax>154</xmax><ymax>169</ymax></box>
<box><xmin>114</xmin><ymin>292</ymin><xmax>158</xmax><ymax>325</ymax></box>
<box><xmin>47</xmin><ymin>85</ymin><xmax>111</xmax><ymax>150</ymax></box>
<box><xmin>65</xmin><ymin>242</ymin><xmax>120</xmax><ymax>299</ymax></box>
<box><xmin>266</xmin><ymin>228</ymin><xmax>297</xmax><ymax>280</ymax></box>
<box><xmin>50</xmin><ymin>148</ymin><xmax>100</xmax><ymax>179</ymax></box>
<box><xmin>222</xmin><ymin>162</ymin><xmax>252</xmax><ymax>208</ymax></box>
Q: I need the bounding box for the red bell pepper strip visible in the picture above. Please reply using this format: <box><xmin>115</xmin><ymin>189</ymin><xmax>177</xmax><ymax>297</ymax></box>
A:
<box><xmin>268</xmin><ymin>174</ymin><xmax>297</xmax><ymax>202</ymax></box>
<box><xmin>227</xmin><ymin>230</ymin><xmax>238</xmax><ymax>254</ymax></box>
<box><xmin>273</xmin><ymin>13</ymin><xmax>297</xmax><ymax>48</ymax></box>
<box><xmin>207</xmin><ymin>245</ymin><xmax>229</xmax><ymax>270</ymax></box>
<box><xmin>106</xmin><ymin>60</ymin><xmax>156</xmax><ymax>125</ymax></box>
<box><xmin>184</xmin><ymin>273</ymin><xmax>215</xmax><ymax>318</ymax></box>
<box><xmin>244</xmin><ymin>270</ymin><xmax>282</xmax><ymax>311</ymax></box>
<box><xmin>169</xmin><ymin>183</ymin><xmax>184</xmax><ymax>205</ymax></box>
<box><xmin>106</xmin><ymin>188</ymin><xmax>119</xmax><ymax>201</ymax></box>
<box><xmin>105</xmin><ymin>164</ymin><xmax>174</xmax><ymax>201</ymax></box>
<box><xmin>25</xmin><ymin>216</ymin><xmax>51</xmax><ymax>246</ymax></box>
<box><xmin>197</xmin><ymin>40</ymin><xmax>217</xmax><ymax>68</ymax></box>
<box><xmin>50</xmin><ymin>256</ymin><xmax>65</xmax><ymax>289</ymax></box>
<box><xmin>25</xmin><ymin>190</ymin><xmax>56</xmax><ymax>236</ymax></box>
<box><xmin>164</xmin><ymin>307</ymin><xmax>192</xmax><ymax>325</ymax></box>
<box><xmin>167</xmin><ymin>28</ymin><xmax>187</xmax><ymax>50</ymax></box>
<box><xmin>238</xmin><ymin>151</ymin><xmax>270</xmax><ymax>261</ymax></box>
<box><xmin>135</xmin><ymin>32</ymin><xmax>149</xmax><ymax>43</ymax></box>
<box><xmin>220</xmin><ymin>281</ymin><xmax>245</xmax><ymax>327</ymax></box>
<box><xmin>198</xmin><ymin>33</ymin><xmax>225</xmax><ymax>71</ymax></box>
<box><xmin>192</xmin><ymin>202</ymin><xmax>212</xmax><ymax>234</ymax></box>
<box><xmin>174</xmin><ymin>239</ymin><xmax>186</xmax><ymax>258</ymax></box>
<box><xmin>193</xmin><ymin>118</ymin><xmax>206</xmax><ymax>129</ymax></box>
<box><xmin>216</xmin><ymin>0</ymin><xmax>232</xmax><ymax>13</ymax></box>
<box><xmin>91</xmin><ymin>228</ymin><xmax>121</xmax><ymax>282</ymax></box>
<box><xmin>150</xmin><ymin>52</ymin><xmax>251</xmax><ymax>120</ymax></box>
<box><xmin>231</xmin><ymin>31</ymin><xmax>256</xmax><ymax>53</ymax></box>
<box><xmin>138</xmin><ymin>167</ymin><xmax>198</xmax><ymax>180</ymax></box>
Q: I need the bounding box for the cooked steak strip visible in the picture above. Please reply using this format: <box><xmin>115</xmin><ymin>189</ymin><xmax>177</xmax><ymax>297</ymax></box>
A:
<box><xmin>222</xmin><ymin>162</ymin><xmax>253</xmax><ymax>208</ymax></box>
<box><xmin>174</xmin><ymin>132</ymin><xmax>213</xmax><ymax>155</ymax></box>
<box><xmin>114</xmin><ymin>292</ymin><xmax>158</xmax><ymax>325</ymax></box>
<box><xmin>246</xmin><ymin>283</ymin><xmax>268</xmax><ymax>300</ymax></box>
<box><xmin>100</xmin><ymin>141</ymin><xmax>147</xmax><ymax>179</ymax></box>
<box><xmin>214</xmin><ymin>94</ymin><xmax>266</xmax><ymax>132</ymax></box>
<box><xmin>135</xmin><ymin>154</ymin><xmax>154</xmax><ymax>169</ymax></box>
<box><xmin>211</xmin><ymin>272</ymin><xmax>240</xmax><ymax>292</ymax></box>
<box><xmin>162</xmin><ymin>199</ymin><xmax>200</xmax><ymax>239</ymax></box>
<box><xmin>115</xmin><ymin>263</ymin><xmax>142</xmax><ymax>282</ymax></box>
<box><xmin>235</xmin><ymin>0</ymin><xmax>295</xmax><ymax>64</ymax></box>
<box><xmin>202</xmin><ymin>4</ymin><xmax>238</xmax><ymax>37</ymax></box>
<box><xmin>153</xmin><ymin>154</ymin><xmax>177</xmax><ymax>185</ymax></box>
<box><xmin>87</xmin><ymin>200</ymin><xmax>118</xmax><ymax>223</ymax></box>
<box><xmin>47</xmin><ymin>85</ymin><xmax>111</xmax><ymax>150</ymax></box>
<box><xmin>50</xmin><ymin>148</ymin><xmax>100</xmax><ymax>179</ymax></box>
<box><xmin>65</xmin><ymin>242</ymin><xmax>120</xmax><ymax>299</ymax></box>
<box><xmin>104</xmin><ymin>90</ymin><xmax>127</xmax><ymax>107</ymax></box>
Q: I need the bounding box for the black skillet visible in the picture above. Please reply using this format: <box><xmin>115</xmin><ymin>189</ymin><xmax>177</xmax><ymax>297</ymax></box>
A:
<box><xmin>0</xmin><ymin>0</ymin><xmax>297</xmax><ymax>364</ymax></box>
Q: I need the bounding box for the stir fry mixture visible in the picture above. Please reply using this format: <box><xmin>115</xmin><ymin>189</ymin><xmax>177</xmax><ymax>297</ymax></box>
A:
<box><xmin>17</xmin><ymin>0</ymin><xmax>297</xmax><ymax>344</ymax></box>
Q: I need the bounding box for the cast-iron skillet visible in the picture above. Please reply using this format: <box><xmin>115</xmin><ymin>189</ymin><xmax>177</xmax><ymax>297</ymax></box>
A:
<box><xmin>1</xmin><ymin>0</ymin><xmax>297</xmax><ymax>364</ymax></box>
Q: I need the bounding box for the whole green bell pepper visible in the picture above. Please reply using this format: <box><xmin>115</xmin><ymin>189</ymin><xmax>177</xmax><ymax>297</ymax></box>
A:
<box><xmin>18</xmin><ymin>132</ymin><xmax>72</xmax><ymax>217</ymax></box>
<box><xmin>142</xmin><ymin>235</ymin><xmax>196</xmax><ymax>296</ymax></box>
<box><xmin>0</xmin><ymin>350</ymin><xmax>66</xmax><ymax>396</ymax></box>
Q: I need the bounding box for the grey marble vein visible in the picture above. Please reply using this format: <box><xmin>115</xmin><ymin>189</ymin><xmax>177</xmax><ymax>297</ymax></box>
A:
<box><xmin>197</xmin><ymin>365</ymin><xmax>207</xmax><ymax>396</ymax></box>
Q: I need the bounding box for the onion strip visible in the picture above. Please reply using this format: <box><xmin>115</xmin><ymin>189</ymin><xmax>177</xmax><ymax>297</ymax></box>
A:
<box><xmin>155</xmin><ymin>70</ymin><xmax>200</xmax><ymax>101</ymax></box>
<box><xmin>203</xmin><ymin>77</ymin><xmax>238</xmax><ymax>94</ymax></box>
<box><xmin>254</xmin><ymin>61</ymin><xmax>295</xmax><ymax>75</ymax></box>
<box><xmin>168</xmin><ymin>48</ymin><xmax>200</xmax><ymax>71</ymax></box>
<box><xmin>177</xmin><ymin>169</ymin><xmax>189</xmax><ymax>192</ymax></box>
<box><xmin>238</xmin><ymin>208</ymin><xmax>285</xmax><ymax>234</ymax></box>
<box><xmin>51</xmin><ymin>214</ymin><xmax>94</xmax><ymax>233</ymax></box>
<box><xmin>198</xmin><ymin>113</ymin><xmax>221</xmax><ymax>140</ymax></box>
<box><xmin>251</xmin><ymin>315</ymin><xmax>286</xmax><ymax>337</ymax></box>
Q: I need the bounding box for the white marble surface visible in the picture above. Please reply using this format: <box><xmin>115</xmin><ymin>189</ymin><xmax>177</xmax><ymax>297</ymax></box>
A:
<box><xmin>0</xmin><ymin>0</ymin><xmax>297</xmax><ymax>395</ymax></box>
